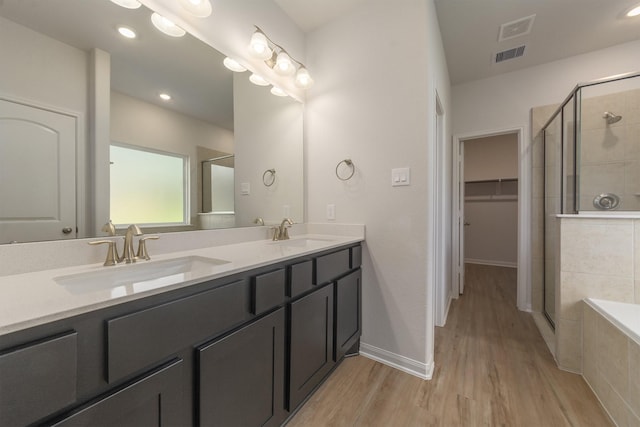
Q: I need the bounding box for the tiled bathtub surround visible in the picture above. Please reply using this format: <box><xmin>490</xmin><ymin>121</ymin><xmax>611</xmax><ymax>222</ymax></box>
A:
<box><xmin>583</xmin><ymin>299</ymin><xmax>640</xmax><ymax>426</ymax></box>
<box><xmin>556</xmin><ymin>216</ymin><xmax>639</xmax><ymax>372</ymax></box>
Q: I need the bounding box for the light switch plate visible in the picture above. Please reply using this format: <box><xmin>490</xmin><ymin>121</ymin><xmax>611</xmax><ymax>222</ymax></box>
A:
<box><xmin>240</xmin><ymin>182</ymin><xmax>250</xmax><ymax>195</ymax></box>
<box><xmin>391</xmin><ymin>167</ymin><xmax>411</xmax><ymax>186</ymax></box>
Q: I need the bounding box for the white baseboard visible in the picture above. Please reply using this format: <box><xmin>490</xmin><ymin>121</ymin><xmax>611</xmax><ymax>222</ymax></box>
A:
<box><xmin>359</xmin><ymin>342</ymin><xmax>433</xmax><ymax>380</ymax></box>
<box><xmin>465</xmin><ymin>258</ymin><xmax>517</xmax><ymax>268</ymax></box>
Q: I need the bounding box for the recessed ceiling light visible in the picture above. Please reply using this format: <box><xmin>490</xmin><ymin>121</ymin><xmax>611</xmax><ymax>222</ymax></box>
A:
<box><xmin>223</xmin><ymin>57</ymin><xmax>247</xmax><ymax>72</ymax></box>
<box><xmin>151</xmin><ymin>13</ymin><xmax>186</xmax><ymax>38</ymax></box>
<box><xmin>109</xmin><ymin>0</ymin><xmax>142</xmax><ymax>9</ymax></box>
<box><xmin>117</xmin><ymin>26</ymin><xmax>137</xmax><ymax>39</ymax></box>
<box><xmin>159</xmin><ymin>93</ymin><xmax>172</xmax><ymax>101</ymax></box>
<box><xmin>178</xmin><ymin>0</ymin><xmax>212</xmax><ymax>18</ymax></box>
<box><xmin>627</xmin><ymin>4</ymin><xmax>640</xmax><ymax>17</ymax></box>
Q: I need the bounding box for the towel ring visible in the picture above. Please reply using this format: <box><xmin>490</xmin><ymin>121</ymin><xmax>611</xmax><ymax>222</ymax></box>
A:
<box><xmin>336</xmin><ymin>159</ymin><xmax>355</xmax><ymax>181</ymax></box>
<box><xmin>262</xmin><ymin>169</ymin><xmax>276</xmax><ymax>186</ymax></box>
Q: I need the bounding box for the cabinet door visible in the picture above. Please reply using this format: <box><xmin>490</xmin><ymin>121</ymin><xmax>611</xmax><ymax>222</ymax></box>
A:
<box><xmin>289</xmin><ymin>284</ymin><xmax>335</xmax><ymax>410</ymax></box>
<box><xmin>335</xmin><ymin>269</ymin><xmax>361</xmax><ymax>360</ymax></box>
<box><xmin>198</xmin><ymin>308</ymin><xmax>285</xmax><ymax>427</ymax></box>
<box><xmin>51</xmin><ymin>359</ymin><xmax>184</xmax><ymax>427</ymax></box>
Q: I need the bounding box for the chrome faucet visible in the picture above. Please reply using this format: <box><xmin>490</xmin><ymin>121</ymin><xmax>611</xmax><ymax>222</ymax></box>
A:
<box><xmin>273</xmin><ymin>218</ymin><xmax>293</xmax><ymax>241</ymax></box>
<box><xmin>120</xmin><ymin>224</ymin><xmax>143</xmax><ymax>263</ymax></box>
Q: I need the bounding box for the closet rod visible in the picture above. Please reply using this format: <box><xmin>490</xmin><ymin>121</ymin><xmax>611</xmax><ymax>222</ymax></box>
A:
<box><xmin>464</xmin><ymin>178</ymin><xmax>518</xmax><ymax>184</ymax></box>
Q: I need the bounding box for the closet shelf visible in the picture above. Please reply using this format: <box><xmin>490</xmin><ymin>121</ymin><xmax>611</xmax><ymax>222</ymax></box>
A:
<box><xmin>464</xmin><ymin>178</ymin><xmax>518</xmax><ymax>184</ymax></box>
<box><xmin>465</xmin><ymin>195</ymin><xmax>518</xmax><ymax>202</ymax></box>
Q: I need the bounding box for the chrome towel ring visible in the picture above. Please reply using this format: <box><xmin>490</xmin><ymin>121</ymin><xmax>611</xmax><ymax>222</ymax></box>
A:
<box><xmin>336</xmin><ymin>159</ymin><xmax>355</xmax><ymax>181</ymax></box>
<box><xmin>262</xmin><ymin>169</ymin><xmax>276</xmax><ymax>186</ymax></box>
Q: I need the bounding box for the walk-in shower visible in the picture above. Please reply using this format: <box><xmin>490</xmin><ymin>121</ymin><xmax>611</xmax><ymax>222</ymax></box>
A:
<box><xmin>539</xmin><ymin>71</ymin><xmax>640</xmax><ymax>327</ymax></box>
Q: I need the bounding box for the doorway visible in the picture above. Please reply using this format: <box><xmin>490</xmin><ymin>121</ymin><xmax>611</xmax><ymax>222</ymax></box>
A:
<box><xmin>452</xmin><ymin>127</ymin><xmax>529</xmax><ymax>310</ymax></box>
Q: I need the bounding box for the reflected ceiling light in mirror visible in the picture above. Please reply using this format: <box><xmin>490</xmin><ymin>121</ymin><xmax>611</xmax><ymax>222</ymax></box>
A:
<box><xmin>248</xmin><ymin>26</ymin><xmax>313</xmax><ymax>90</ymax></box>
<box><xmin>223</xmin><ymin>57</ymin><xmax>247</xmax><ymax>72</ymax></box>
<box><xmin>270</xmin><ymin>86</ymin><xmax>288</xmax><ymax>97</ymax></box>
<box><xmin>151</xmin><ymin>13</ymin><xmax>186</xmax><ymax>37</ymax></box>
<box><xmin>248</xmin><ymin>30</ymin><xmax>273</xmax><ymax>60</ymax></box>
<box><xmin>159</xmin><ymin>93</ymin><xmax>172</xmax><ymax>101</ymax></box>
<box><xmin>294</xmin><ymin>67</ymin><xmax>314</xmax><ymax>89</ymax></box>
<box><xmin>117</xmin><ymin>26</ymin><xmax>137</xmax><ymax>39</ymax></box>
<box><xmin>249</xmin><ymin>74</ymin><xmax>270</xmax><ymax>86</ymax></box>
<box><xmin>627</xmin><ymin>4</ymin><xmax>640</xmax><ymax>17</ymax></box>
<box><xmin>178</xmin><ymin>0</ymin><xmax>212</xmax><ymax>18</ymax></box>
<box><xmin>109</xmin><ymin>0</ymin><xmax>142</xmax><ymax>9</ymax></box>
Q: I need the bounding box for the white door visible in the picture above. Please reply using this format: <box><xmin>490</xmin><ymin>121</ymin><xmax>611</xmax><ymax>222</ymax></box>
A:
<box><xmin>0</xmin><ymin>99</ymin><xmax>77</xmax><ymax>243</ymax></box>
<box><xmin>453</xmin><ymin>140</ymin><xmax>465</xmax><ymax>295</ymax></box>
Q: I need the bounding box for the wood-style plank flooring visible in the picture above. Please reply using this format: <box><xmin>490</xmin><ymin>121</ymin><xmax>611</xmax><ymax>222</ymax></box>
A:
<box><xmin>287</xmin><ymin>264</ymin><xmax>612</xmax><ymax>426</ymax></box>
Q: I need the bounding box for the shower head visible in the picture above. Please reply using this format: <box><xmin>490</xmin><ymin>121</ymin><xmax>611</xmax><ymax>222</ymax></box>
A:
<box><xmin>603</xmin><ymin>111</ymin><xmax>622</xmax><ymax>125</ymax></box>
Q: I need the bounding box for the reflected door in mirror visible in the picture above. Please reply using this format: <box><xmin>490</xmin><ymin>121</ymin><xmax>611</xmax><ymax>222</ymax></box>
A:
<box><xmin>0</xmin><ymin>99</ymin><xmax>77</xmax><ymax>243</ymax></box>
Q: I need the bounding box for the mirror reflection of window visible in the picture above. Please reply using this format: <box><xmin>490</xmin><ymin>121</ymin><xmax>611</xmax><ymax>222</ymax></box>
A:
<box><xmin>110</xmin><ymin>144</ymin><xmax>188</xmax><ymax>226</ymax></box>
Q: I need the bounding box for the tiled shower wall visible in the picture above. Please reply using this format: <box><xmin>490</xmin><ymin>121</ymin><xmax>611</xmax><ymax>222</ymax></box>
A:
<box><xmin>531</xmin><ymin>87</ymin><xmax>640</xmax><ymax>373</ymax></box>
<box><xmin>580</xmin><ymin>89</ymin><xmax>640</xmax><ymax>211</ymax></box>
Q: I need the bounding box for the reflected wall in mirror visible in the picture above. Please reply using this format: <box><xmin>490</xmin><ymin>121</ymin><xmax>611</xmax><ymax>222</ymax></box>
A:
<box><xmin>0</xmin><ymin>0</ymin><xmax>303</xmax><ymax>244</ymax></box>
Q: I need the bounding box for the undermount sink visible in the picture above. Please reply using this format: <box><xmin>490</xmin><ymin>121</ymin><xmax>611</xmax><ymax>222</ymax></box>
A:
<box><xmin>54</xmin><ymin>256</ymin><xmax>230</xmax><ymax>296</ymax></box>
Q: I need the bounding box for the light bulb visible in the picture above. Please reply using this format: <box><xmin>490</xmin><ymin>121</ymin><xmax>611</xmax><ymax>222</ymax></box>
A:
<box><xmin>270</xmin><ymin>86</ymin><xmax>288</xmax><ymax>97</ymax></box>
<box><xmin>627</xmin><ymin>5</ymin><xmax>640</xmax><ymax>17</ymax></box>
<box><xmin>223</xmin><ymin>57</ymin><xmax>247</xmax><ymax>72</ymax></box>
<box><xmin>295</xmin><ymin>67</ymin><xmax>314</xmax><ymax>89</ymax></box>
<box><xmin>178</xmin><ymin>0</ymin><xmax>212</xmax><ymax>18</ymax></box>
<box><xmin>151</xmin><ymin>13</ymin><xmax>186</xmax><ymax>38</ymax></box>
<box><xmin>109</xmin><ymin>0</ymin><xmax>141</xmax><ymax>9</ymax></box>
<box><xmin>248</xmin><ymin>31</ymin><xmax>272</xmax><ymax>60</ymax></box>
<box><xmin>249</xmin><ymin>74</ymin><xmax>270</xmax><ymax>86</ymax></box>
<box><xmin>274</xmin><ymin>51</ymin><xmax>295</xmax><ymax>76</ymax></box>
<box><xmin>159</xmin><ymin>93</ymin><xmax>172</xmax><ymax>101</ymax></box>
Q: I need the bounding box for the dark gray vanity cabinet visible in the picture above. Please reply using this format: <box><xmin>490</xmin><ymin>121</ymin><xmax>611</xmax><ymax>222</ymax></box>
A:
<box><xmin>288</xmin><ymin>283</ymin><xmax>335</xmax><ymax>410</ymax></box>
<box><xmin>335</xmin><ymin>269</ymin><xmax>362</xmax><ymax>360</ymax></box>
<box><xmin>197</xmin><ymin>308</ymin><xmax>285</xmax><ymax>427</ymax></box>
<box><xmin>0</xmin><ymin>242</ymin><xmax>362</xmax><ymax>426</ymax></box>
<box><xmin>51</xmin><ymin>359</ymin><xmax>184</xmax><ymax>427</ymax></box>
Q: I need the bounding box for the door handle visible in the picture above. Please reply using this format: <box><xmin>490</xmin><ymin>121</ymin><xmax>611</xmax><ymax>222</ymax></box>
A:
<box><xmin>62</xmin><ymin>227</ymin><xmax>73</xmax><ymax>234</ymax></box>
<box><xmin>463</xmin><ymin>222</ymin><xmax>470</xmax><ymax>226</ymax></box>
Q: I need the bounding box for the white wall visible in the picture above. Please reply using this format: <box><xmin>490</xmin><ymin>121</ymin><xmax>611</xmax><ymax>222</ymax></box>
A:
<box><xmin>305</xmin><ymin>0</ymin><xmax>451</xmax><ymax>378</ymax></box>
<box><xmin>453</xmin><ymin>39</ymin><xmax>640</xmax><ymax>137</ymax></box>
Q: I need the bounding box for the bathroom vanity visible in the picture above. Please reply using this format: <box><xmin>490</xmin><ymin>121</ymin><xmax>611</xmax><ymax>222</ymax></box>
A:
<box><xmin>0</xmin><ymin>236</ymin><xmax>362</xmax><ymax>426</ymax></box>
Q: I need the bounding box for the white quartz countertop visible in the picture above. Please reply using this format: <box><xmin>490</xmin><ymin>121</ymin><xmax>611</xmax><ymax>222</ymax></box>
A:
<box><xmin>0</xmin><ymin>233</ymin><xmax>363</xmax><ymax>337</ymax></box>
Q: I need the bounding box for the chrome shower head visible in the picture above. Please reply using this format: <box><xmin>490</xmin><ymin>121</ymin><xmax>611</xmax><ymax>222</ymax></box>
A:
<box><xmin>603</xmin><ymin>111</ymin><xmax>622</xmax><ymax>124</ymax></box>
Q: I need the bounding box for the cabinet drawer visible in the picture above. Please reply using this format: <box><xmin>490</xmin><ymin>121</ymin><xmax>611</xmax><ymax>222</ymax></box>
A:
<box><xmin>351</xmin><ymin>245</ymin><xmax>362</xmax><ymax>269</ymax></box>
<box><xmin>0</xmin><ymin>331</ymin><xmax>77</xmax><ymax>426</ymax></box>
<box><xmin>288</xmin><ymin>260</ymin><xmax>313</xmax><ymax>298</ymax></box>
<box><xmin>252</xmin><ymin>269</ymin><xmax>286</xmax><ymax>315</ymax></box>
<box><xmin>107</xmin><ymin>280</ymin><xmax>250</xmax><ymax>382</ymax></box>
<box><xmin>315</xmin><ymin>249</ymin><xmax>350</xmax><ymax>285</ymax></box>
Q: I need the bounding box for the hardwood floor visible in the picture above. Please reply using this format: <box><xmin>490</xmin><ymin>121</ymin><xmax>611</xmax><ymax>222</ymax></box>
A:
<box><xmin>287</xmin><ymin>264</ymin><xmax>612</xmax><ymax>426</ymax></box>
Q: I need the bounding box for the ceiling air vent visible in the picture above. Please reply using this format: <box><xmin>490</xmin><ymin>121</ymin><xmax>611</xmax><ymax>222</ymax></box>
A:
<box><xmin>498</xmin><ymin>14</ymin><xmax>536</xmax><ymax>42</ymax></box>
<box><xmin>494</xmin><ymin>45</ymin><xmax>526</xmax><ymax>64</ymax></box>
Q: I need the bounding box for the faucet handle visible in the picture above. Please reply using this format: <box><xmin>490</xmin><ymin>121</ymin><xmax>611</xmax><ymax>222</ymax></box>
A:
<box><xmin>101</xmin><ymin>220</ymin><xmax>116</xmax><ymax>236</ymax></box>
<box><xmin>89</xmin><ymin>240</ymin><xmax>120</xmax><ymax>266</ymax></box>
<box><xmin>271</xmin><ymin>227</ymin><xmax>280</xmax><ymax>241</ymax></box>
<box><xmin>136</xmin><ymin>235</ymin><xmax>159</xmax><ymax>261</ymax></box>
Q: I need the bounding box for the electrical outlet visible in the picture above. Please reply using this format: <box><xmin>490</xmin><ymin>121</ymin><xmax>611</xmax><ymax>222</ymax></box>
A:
<box><xmin>283</xmin><ymin>205</ymin><xmax>290</xmax><ymax>217</ymax></box>
<box><xmin>326</xmin><ymin>204</ymin><xmax>336</xmax><ymax>220</ymax></box>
